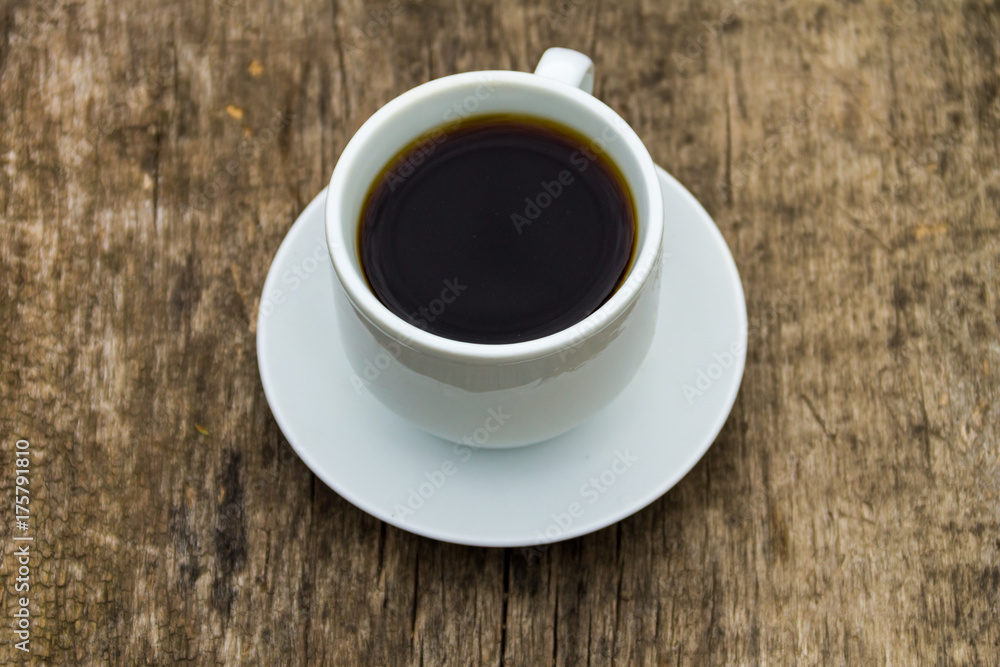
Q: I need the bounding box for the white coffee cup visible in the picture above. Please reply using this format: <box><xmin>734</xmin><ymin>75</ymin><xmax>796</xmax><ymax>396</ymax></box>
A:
<box><xmin>326</xmin><ymin>48</ymin><xmax>663</xmax><ymax>448</ymax></box>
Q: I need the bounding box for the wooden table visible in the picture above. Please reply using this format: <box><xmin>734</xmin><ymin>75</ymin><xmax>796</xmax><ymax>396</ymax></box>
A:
<box><xmin>2</xmin><ymin>0</ymin><xmax>998</xmax><ymax>663</ymax></box>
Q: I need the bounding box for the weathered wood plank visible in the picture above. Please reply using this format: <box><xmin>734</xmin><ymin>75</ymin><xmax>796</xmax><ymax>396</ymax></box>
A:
<box><xmin>0</xmin><ymin>0</ymin><xmax>997</xmax><ymax>664</ymax></box>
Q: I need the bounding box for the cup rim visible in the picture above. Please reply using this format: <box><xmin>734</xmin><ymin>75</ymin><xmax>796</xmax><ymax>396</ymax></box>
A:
<box><xmin>326</xmin><ymin>69</ymin><xmax>663</xmax><ymax>363</ymax></box>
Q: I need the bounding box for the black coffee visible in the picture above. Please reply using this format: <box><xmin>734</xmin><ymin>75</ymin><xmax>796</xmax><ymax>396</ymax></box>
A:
<box><xmin>359</xmin><ymin>114</ymin><xmax>635</xmax><ymax>344</ymax></box>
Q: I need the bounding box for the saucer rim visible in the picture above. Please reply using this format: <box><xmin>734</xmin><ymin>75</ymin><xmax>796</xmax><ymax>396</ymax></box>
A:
<box><xmin>256</xmin><ymin>165</ymin><xmax>747</xmax><ymax>547</ymax></box>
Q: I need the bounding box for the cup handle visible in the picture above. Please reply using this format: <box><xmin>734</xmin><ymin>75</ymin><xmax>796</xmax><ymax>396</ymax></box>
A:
<box><xmin>533</xmin><ymin>48</ymin><xmax>594</xmax><ymax>95</ymax></box>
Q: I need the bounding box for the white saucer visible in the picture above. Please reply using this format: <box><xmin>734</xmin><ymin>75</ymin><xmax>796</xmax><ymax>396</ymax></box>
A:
<box><xmin>257</xmin><ymin>166</ymin><xmax>747</xmax><ymax>548</ymax></box>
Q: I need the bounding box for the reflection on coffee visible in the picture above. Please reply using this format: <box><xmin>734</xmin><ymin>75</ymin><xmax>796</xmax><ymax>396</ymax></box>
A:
<box><xmin>359</xmin><ymin>114</ymin><xmax>635</xmax><ymax>344</ymax></box>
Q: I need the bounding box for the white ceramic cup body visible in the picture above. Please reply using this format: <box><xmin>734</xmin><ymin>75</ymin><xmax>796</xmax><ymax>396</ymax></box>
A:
<box><xmin>326</xmin><ymin>50</ymin><xmax>664</xmax><ymax>448</ymax></box>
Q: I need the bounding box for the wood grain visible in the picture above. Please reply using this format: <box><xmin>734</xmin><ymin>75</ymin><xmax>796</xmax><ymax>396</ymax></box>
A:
<box><xmin>1</xmin><ymin>0</ymin><xmax>998</xmax><ymax>663</ymax></box>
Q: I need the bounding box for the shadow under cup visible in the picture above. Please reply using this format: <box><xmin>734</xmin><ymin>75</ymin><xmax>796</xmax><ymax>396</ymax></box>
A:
<box><xmin>326</xmin><ymin>70</ymin><xmax>663</xmax><ymax>447</ymax></box>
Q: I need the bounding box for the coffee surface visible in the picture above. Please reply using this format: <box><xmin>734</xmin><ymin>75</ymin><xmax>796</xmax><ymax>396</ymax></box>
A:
<box><xmin>359</xmin><ymin>115</ymin><xmax>635</xmax><ymax>344</ymax></box>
